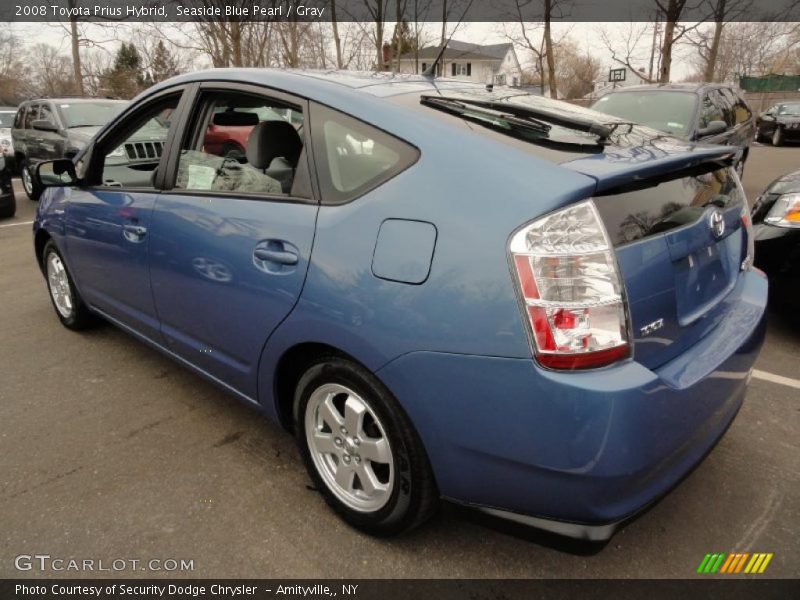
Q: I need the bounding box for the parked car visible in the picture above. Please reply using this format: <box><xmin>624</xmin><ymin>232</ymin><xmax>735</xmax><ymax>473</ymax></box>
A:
<box><xmin>31</xmin><ymin>70</ymin><xmax>767</xmax><ymax>541</ymax></box>
<box><xmin>755</xmin><ymin>102</ymin><xmax>800</xmax><ymax>146</ymax></box>
<box><xmin>591</xmin><ymin>83</ymin><xmax>755</xmax><ymax>177</ymax></box>
<box><xmin>12</xmin><ymin>97</ymin><xmax>127</xmax><ymax>200</ymax></box>
<box><xmin>751</xmin><ymin>168</ymin><xmax>800</xmax><ymax>276</ymax></box>
<box><xmin>0</xmin><ymin>155</ymin><xmax>14</xmax><ymax>218</ymax></box>
<box><xmin>204</xmin><ymin>105</ymin><xmax>300</xmax><ymax>162</ymax></box>
<box><xmin>1</xmin><ymin>106</ymin><xmax>16</xmax><ymax>172</ymax></box>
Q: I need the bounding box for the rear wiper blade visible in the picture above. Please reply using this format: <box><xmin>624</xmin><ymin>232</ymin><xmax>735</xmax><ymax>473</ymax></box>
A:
<box><xmin>420</xmin><ymin>95</ymin><xmax>552</xmax><ymax>135</ymax></box>
<box><xmin>422</xmin><ymin>95</ymin><xmax>634</xmax><ymax>143</ymax></box>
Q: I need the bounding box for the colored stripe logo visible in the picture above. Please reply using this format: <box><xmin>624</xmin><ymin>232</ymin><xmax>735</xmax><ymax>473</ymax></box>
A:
<box><xmin>696</xmin><ymin>553</ymin><xmax>773</xmax><ymax>574</ymax></box>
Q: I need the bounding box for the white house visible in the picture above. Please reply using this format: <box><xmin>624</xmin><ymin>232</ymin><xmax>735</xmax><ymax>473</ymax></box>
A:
<box><xmin>398</xmin><ymin>40</ymin><xmax>523</xmax><ymax>87</ymax></box>
<box><xmin>593</xmin><ymin>65</ymin><xmax>651</xmax><ymax>96</ymax></box>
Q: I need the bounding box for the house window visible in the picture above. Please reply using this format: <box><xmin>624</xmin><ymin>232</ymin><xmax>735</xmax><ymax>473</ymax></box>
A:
<box><xmin>496</xmin><ymin>74</ymin><xmax>507</xmax><ymax>86</ymax></box>
<box><xmin>512</xmin><ymin>76</ymin><xmax>519</xmax><ymax>87</ymax></box>
<box><xmin>421</xmin><ymin>62</ymin><xmax>427</xmax><ymax>72</ymax></box>
<box><xmin>451</xmin><ymin>63</ymin><xmax>472</xmax><ymax>77</ymax></box>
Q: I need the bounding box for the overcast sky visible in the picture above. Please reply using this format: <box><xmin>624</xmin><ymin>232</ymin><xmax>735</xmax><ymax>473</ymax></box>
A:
<box><xmin>11</xmin><ymin>20</ymin><xmax>695</xmax><ymax>81</ymax></box>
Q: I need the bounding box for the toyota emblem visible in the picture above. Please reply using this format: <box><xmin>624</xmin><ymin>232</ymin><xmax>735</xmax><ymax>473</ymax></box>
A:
<box><xmin>709</xmin><ymin>210</ymin><xmax>725</xmax><ymax>239</ymax></box>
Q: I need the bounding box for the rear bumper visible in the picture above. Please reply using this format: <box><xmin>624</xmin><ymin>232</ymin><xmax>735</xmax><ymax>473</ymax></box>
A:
<box><xmin>376</xmin><ymin>270</ymin><xmax>767</xmax><ymax>540</ymax></box>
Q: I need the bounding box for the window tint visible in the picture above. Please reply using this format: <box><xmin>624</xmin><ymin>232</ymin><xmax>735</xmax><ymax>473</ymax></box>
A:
<box><xmin>98</xmin><ymin>95</ymin><xmax>178</xmax><ymax>189</ymax></box>
<box><xmin>700</xmin><ymin>92</ymin><xmax>725</xmax><ymax>127</ymax></box>
<box><xmin>38</xmin><ymin>104</ymin><xmax>56</xmax><ymax>126</ymax></box>
<box><xmin>175</xmin><ymin>91</ymin><xmax>307</xmax><ymax>198</ymax></box>
<box><xmin>13</xmin><ymin>107</ymin><xmax>24</xmax><ymax>129</ymax></box>
<box><xmin>311</xmin><ymin>103</ymin><xmax>419</xmax><ymax>205</ymax></box>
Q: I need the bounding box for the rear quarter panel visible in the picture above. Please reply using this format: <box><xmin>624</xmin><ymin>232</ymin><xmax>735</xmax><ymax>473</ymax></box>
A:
<box><xmin>257</xmin><ymin>92</ymin><xmax>597</xmax><ymax>416</ymax></box>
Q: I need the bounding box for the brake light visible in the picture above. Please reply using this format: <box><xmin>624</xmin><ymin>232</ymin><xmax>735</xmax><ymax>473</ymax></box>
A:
<box><xmin>509</xmin><ymin>200</ymin><xmax>630</xmax><ymax>370</ymax></box>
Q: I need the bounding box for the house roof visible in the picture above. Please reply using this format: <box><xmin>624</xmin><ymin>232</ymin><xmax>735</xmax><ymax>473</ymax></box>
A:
<box><xmin>403</xmin><ymin>40</ymin><xmax>513</xmax><ymax>62</ymax></box>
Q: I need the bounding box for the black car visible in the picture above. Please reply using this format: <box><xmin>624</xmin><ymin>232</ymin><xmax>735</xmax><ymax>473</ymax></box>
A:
<box><xmin>12</xmin><ymin>97</ymin><xmax>127</xmax><ymax>200</ymax></box>
<box><xmin>591</xmin><ymin>83</ymin><xmax>755</xmax><ymax>177</ymax></box>
<box><xmin>751</xmin><ymin>169</ymin><xmax>800</xmax><ymax>276</ymax></box>
<box><xmin>0</xmin><ymin>155</ymin><xmax>15</xmax><ymax>219</ymax></box>
<box><xmin>755</xmin><ymin>102</ymin><xmax>800</xmax><ymax>146</ymax></box>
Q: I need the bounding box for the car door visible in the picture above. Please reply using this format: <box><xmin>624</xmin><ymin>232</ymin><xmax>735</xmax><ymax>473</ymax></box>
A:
<box><xmin>759</xmin><ymin>105</ymin><xmax>778</xmax><ymax>136</ymax></box>
<box><xmin>64</xmin><ymin>89</ymin><xmax>187</xmax><ymax>341</ymax></box>
<box><xmin>148</xmin><ymin>84</ymin><xmax>319</xmax><ymax>399</ymax></box>
<box><xmin>34</xmin><ymin>103</ymin><xmax>64</xmax><ymax>161</ymax></box>
<box><xmin>21</xmin><ymin>103</ymin><xmax>40</xmax><ymax>161</ymax></box>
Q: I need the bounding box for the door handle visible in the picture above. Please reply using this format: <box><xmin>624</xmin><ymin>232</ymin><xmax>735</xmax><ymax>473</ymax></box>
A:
<box><xmin>122</xmin><ymin>223</ymin><xmax>147</xmax><ymax>242</ymax></box>
<box><xmin>253</xmin><ymin>247</ymin><xmax>298</xmax><ymax>266</ymax></box>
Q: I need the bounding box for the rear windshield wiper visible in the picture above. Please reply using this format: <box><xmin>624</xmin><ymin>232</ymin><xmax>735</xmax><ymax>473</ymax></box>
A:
<box><xmin>420</xmin><ymin>96</ymin><xmax>552</xmax><ymax>137</ymax></box>
<box><xmin>421</xmin><ymin>94</ymin><xmax>632</xmax><ymax>144</ymax></box>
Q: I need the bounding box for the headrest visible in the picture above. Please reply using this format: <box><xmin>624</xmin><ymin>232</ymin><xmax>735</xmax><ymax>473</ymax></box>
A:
<box><xmin>246</xmin><ymin>120</ymin><xmax>303</xmax><ymax>170</ymax></box>
<box><xmin>213</xmin><ymin>111</ymin><xmax>259</xmax><ymax>127</ymax></box>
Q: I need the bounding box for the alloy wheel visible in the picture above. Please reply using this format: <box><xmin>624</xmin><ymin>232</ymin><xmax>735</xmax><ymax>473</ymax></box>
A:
<box><xmin>304</xmin><ymin>383</ymin><xmax>394</xmax><ymax>512</ymax></box>
<box><xmin>46</xmin><ymin>252</ymin><xmax>73</xmax><ymax>318</ymax></box>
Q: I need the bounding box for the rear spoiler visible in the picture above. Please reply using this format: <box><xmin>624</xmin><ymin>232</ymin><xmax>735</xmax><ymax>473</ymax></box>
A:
<box><xmin>561</xmin><ymin>144</ymin><xmax>738</xmax><ymax>195</ymax></box>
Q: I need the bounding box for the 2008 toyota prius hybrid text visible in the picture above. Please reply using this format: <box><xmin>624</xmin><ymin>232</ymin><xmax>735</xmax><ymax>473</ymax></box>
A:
<box><xmin>31</xmin><ymin>70</ymin><xmax>767</xmax><ymax>541</ymax></box>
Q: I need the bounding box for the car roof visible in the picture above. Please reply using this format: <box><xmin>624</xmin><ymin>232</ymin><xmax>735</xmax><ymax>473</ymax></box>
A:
<box><xmin>149</xmin><ymin>68</ymin><xmax>486</xmax><ymax>100</ymax></box>
<box><xmin>603</xmin><ymin>82</ymin><xmax>733</xmax><ymax>94</ymax></box>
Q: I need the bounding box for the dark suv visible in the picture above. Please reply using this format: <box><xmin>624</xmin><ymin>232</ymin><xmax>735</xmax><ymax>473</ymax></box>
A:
<box><xmin>12</xmin><ymin>98</ymin><xmax>127</xmax><ymax>200</ymax></box>
<box><xmin>591</xmin><ymin>83</ymin><xmax>756</xmax><ymax>177</ymax></box>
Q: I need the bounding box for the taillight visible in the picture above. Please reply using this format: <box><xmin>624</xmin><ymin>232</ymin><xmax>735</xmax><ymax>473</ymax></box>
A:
<box><xmin>509</xmin><ymin>200</ymin><xmax>630</xmax><ymax>370</ymax></box>
<box><xmin>736</xmin><ymin>170</ymin><xmax>755</xmax><ymax>271</ymax></box>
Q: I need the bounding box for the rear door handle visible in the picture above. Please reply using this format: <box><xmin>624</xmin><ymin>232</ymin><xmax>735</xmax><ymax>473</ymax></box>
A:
<box><xmin>253</xmin><ymin>247</ymin><xmax>298</xmax><ymax>266</ymax></box>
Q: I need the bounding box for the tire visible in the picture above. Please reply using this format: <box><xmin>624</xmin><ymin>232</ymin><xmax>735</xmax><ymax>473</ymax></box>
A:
<box><xmin>0</xmin><ymin>194</ymin><xmax>15</xmax><ymax>219</ymax></box>
<box><xmin>294</xmin><ymin>356</ymin><xmax>438</xmax><ymax>536</ymax></box>
<box><xmin>42</xmin><ymin>240</ymin><xmax>94</xmax><ymax>330</ymax></box>
<box><xmin>20</xmin><ymin>159</ymin><xmax>43</xmax><ymax>201</ymax></box>
<box><xmin>772</xmin><ymin>127</ymin><xmax>783</xmax><ymax>146</ymax></box>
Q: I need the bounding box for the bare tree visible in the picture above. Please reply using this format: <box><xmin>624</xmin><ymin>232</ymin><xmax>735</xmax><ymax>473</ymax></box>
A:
<box><xmin>361</xmin><ymin>0</ymin><xmax>388</xmax><ymax>70</ymax></box>
<box><xmin>555</xmin><ymin>39</ymin><xmax>602</xmax><ymax>98</ymax></box>
<box><xmin>654</xmin><ymin>0</ymin><xmax>706</xmax><ymax>83</ymax></box>
<box><xmin>28</xmin><ymin>44</ymin><xmax>77</xmax><ymax>97</ymax></box>
<box><xmin>503</xmin><ymin>0</ymin><xmax>571</xmax><ymax>97</ymax></box>
<box><xmin>331</xmin><ymin>0</ymin><xmax>344</xmax><ymax>68</ymax></box>
<box><xmin>0</xmin><ymin>29</ymin><xmax>25</xmax><ymax>103</ymax></box>
<box><xmin>599</xmin><ymin>23</ymin><xmax>657</xmax><ymax>84</ymax></box>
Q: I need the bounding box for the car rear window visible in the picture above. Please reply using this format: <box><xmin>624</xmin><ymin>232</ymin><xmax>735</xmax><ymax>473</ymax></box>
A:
<box><xmin>593</xmin><ymin>166</ymin><xmax>744</xmax><ymax>247</ymax></box>
<box><xmin>311</xmin><ymin>103</ymin><xmax>419</xmax><ymax>205</ymax></box>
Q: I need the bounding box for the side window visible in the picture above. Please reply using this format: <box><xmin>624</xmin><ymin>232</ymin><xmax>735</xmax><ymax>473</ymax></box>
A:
<box><xmin>311</xmin><ymin>103</ymin><xmax>419</xmax><ymax>205</ymax></box>
<box><xmin>38</xmin><ymin>104</ymin><xmax>56</xmax><ymax>126</ymax></box>
<box><xmin>174</xmin><ymin>91</ymin><xmax>307</xmax><ymax>198</ymax></box>
<box><xmin>14</xmin><ymin>106</ymin><xmax>26</xmax><ymax>129</ymax></box>
<box><xmin>97</xmin><ymin>94</ymin><xmax>180</xmax><ymax>189</ymax></box>
<box><xmin>700</xmin><ymin>92</ymin><xmax>724</xmax><ymax>127</ymax></box>
<box><xmin>23</xmin><ymin>104</ymin><xmax>39</xmax><ymax>129</ymax></box>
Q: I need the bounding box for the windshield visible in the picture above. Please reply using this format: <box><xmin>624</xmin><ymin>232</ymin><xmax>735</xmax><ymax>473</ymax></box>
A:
<box><xmin>58</xmin><ymin>101</ymin><xmax>126</xmax><ymax>128</ymax></box>
<box><xmin>0</xmin><ymin>111</ymin><xmax>14</xmax><ymax>128</ymax></box>
<box><xmin>592</xmin><ymin>91</ymin><xmax>698</xmax><ymax>136</ymax></box>
<box><xmin>777</xmin><ymin>103</ymin><xmax>800</xmax><ymax>116</ymax></box>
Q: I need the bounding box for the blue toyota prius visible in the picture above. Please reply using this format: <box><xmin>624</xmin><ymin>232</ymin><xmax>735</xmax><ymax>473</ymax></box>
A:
<box><xmin>31</xmin><ymin>69</ymin><xmax>767</xmax><ymax>541</ymax></box>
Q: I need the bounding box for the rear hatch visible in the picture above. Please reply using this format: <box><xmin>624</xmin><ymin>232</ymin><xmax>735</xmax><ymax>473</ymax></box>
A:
<box><xmin>563</xmin><ymin>149</ymin><xmax>748</xmax><ymax>370</ymax></box>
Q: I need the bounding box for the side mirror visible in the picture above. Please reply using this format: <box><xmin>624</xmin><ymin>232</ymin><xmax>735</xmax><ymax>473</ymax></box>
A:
<box><xmin>36</xmin><ymin>159</ymin><xmax>78</xmax><ymax>188</ymax></box>
<box><xmin>698</xmin><ymin>120</ymin><xmax>727</xmax><ymax>138</ymax></box>
<box><xmin>32</xmin><ymin>119</ymin><xmax>59</xmax><ymax>133</ymax></box>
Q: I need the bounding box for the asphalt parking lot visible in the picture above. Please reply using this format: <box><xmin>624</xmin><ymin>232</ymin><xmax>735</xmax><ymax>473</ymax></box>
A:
<box><xmin>1</xmin><ymin>144</ymin><xmax>798</xmax><ymax>579</ymax></box>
